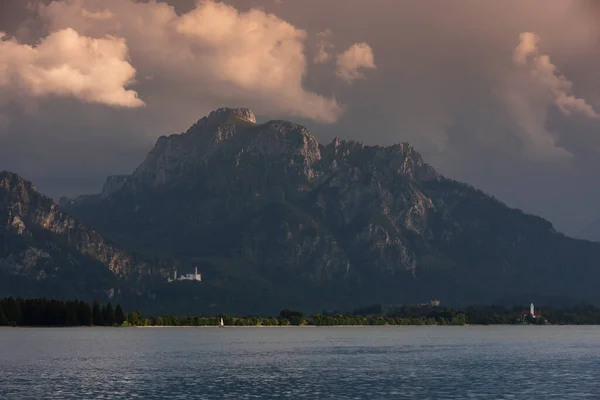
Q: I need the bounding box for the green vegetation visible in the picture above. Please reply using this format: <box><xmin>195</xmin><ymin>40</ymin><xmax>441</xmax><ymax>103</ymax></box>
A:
<box><xmin>4</xmin><ymin>298</ymin><xmax>600</xmax><ymax>327</ymax></box>
<box><xmin>120</xmin><ymin>304</ymin><xmax>600</xmax><ymax>326</ymax></box>
<box><xmin>0</xmin><ymin>297</ymin><xmax>125</xmax><ymax>327</ymax></box>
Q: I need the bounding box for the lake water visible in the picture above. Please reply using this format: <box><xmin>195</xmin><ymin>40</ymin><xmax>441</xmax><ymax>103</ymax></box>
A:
<box><xmin>1</xmin><ymin>326</ymin><xmax>599</xmax><ymax>399</ymax></box>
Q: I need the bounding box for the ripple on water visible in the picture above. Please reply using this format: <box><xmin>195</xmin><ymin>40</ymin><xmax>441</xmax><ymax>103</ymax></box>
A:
<box><xmin>1</xmin><ymin>326</ymin><xmax>600</xmax><ymax>399</ymax></box>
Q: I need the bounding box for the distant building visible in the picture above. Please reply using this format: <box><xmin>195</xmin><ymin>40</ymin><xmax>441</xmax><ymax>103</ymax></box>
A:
<box><xmin>168</xmin><ymin>267</ymin><xmax>202</xmax><ymax>282</ymax></box>
<box><xmin>518</xmin><ymin>302</ymin><xmax>543</xmax><ymax>323</ymax></box>
<box><xmin>514</xmin><ymin>302</ymin><xmax>550</xmax><ymax>324</ymax></box>
<box><xmin>418</xmin><ymin>300</ymin><xmax>441</xmax><ymax>308</ymax></box>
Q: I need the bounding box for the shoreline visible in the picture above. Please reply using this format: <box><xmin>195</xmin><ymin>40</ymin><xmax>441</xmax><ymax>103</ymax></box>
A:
<box><xmin>132</xmin><ymin>324</ymin><xmax>551</xmax><ymax>328</ymax></box>
<box><xmin>1</xmin><ymin>324</ymin><xmax>585</xmax><ymax>328</ymax></box>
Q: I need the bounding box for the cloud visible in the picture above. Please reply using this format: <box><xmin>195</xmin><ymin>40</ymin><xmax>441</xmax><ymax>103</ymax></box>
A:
<box><xmin>0</xmin><ymin>28</ymin><xmax>143</xmax><ymax>107</ymax></box>
<box><xmin>513</xmin><ymin>32</ymin><xmax>538</xmax><ymax>65</ymax></box>
<box><xmin>335</xmin><ymin>42</ymin><xmax>376</xmax><ymax>84</ymax></box>
<box><xmin>38</xmin><ymin>0</ymin><xmax>343</xmax><ymax>123</ymax></box>
<box><xmin>514</xmin><ymin>32</ymin><xmax>599</xmax><ymax>119</ymax></box>
<box><xmin>496</xmin><ymin>32</ymin><xmax>600</xmax><ymax>160</ymax></box>
<box><xmin>3</xmin><ymin>0</ymin><xmax>600</xmax><ymax>236</ymax></box>
<box><xmin>314</xmin><ymin>30</ymin><xmax>334</xmax><ymax>64</ymax></box>
<box><xmin>81</xmin><ymin>8</ymin><xmax>114</xmax><ymax>20</ymax></box>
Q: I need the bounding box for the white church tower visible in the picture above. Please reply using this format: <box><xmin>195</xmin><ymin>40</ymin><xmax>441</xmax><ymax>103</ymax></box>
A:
<box><xmin>530</xmin><ymin>302</ymin><xmax>535</xmax><ymax>318</ymax></box>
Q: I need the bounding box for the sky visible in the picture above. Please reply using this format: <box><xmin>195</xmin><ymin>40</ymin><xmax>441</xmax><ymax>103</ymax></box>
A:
<box><xmin>1</xmin><ymin>0</ymin><xmax>600</xmax><ymax>237</ymax></box>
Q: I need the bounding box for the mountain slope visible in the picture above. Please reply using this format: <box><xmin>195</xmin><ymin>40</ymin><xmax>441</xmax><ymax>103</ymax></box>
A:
<box><xmin>59</xmin><ymin>107</ymin><xmax>600</xmax><ymax>312</ymax></box>
<box><xmin>0</xmin><ymin>171</ymin><xmax>179</xmax><ymax>302</ymax></box>
<box><xmin>578</xmin><ymin>219</ymin><xmax>600</xmax><ymax>242</ymax></box>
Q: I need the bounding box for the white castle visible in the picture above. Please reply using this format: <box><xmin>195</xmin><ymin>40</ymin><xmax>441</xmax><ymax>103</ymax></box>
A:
<box><xmin>168</xmin><ymin>267</ymin><xmax>202</xmax><ymax>282</ymax></box>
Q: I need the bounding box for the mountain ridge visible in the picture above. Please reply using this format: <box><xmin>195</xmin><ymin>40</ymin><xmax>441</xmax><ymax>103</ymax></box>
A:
<box><xmin>0</xmin><ymin>170</ymin><xmax>180</xmax><ymax>303</ymax></box>
<box><xmin>8</xmin><ymin>107</ymin><xmax>600</xmax><ymax>313</ymax></box>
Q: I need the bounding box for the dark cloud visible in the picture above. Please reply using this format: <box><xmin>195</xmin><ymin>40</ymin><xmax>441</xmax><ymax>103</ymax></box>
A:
<box><xmin>1</xmin><ymin>0</ymin><xmax>600</xmax><ymax>235</ymax></box>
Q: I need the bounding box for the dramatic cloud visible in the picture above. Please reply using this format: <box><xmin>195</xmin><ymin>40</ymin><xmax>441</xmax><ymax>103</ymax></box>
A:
<box><xmin>80</xmin><ymin>8</ymin><xmax>114</xmax><ymax>20</ymax></box>
<box><xmin>38</xmin><ymin>0</ymin><xmax>343</xmax><ymax>123</ymax></box>
<box><xmin>2</xmin><ymin>0</ymin><xmax>600</xmax><ymax>236</ymax></box>
<box><xmin>0</xmin><ymin>28</ymin><xmax>142</xmax><ymax>107</ymax></box>
<box><xmin>513</xmin><ymin>32</ymin><xmax>539</xmax><ymax>65</ymax></box>
<box><xmin>314</xmin><ymin>30</ymin><xmax>334</xmax><ymax>64</ymax></box>
<box><xmin>514</xmin><ymin>32</ymin><xmax>599</xmax><ymax>119</ymax></box>
<box><xmin>335</xmin><ymin>42</ymin><xmax>376</xmax><ymax>83</ymax></box>
<box><xmin>498</xmin><ymin>32</ymin><xmax>600</xmax><ymax>160</ymax></box>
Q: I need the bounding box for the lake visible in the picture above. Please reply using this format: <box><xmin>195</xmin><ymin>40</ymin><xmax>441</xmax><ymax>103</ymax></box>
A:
<box><xmin>1</xmin><ymin>326</ymin><xmax>599</xmax><ymax>399</ymax></box>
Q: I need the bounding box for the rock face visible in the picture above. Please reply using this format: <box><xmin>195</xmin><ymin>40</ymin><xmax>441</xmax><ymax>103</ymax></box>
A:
<box><xmin>0</xmin><ymin>171</ymin><xmax>177</xmax><ymax>302</ymax></box>
<box><xmin>54</xmin><ymin>107</ymin><xmax>600</xmax><ymax>312</ymax></box>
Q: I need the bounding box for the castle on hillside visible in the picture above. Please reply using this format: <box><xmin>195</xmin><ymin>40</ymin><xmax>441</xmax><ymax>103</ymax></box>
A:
<box><xmin>167</xmin><ymin>267</ymin><xmax>202</xmax><ymax>282</ymax></box>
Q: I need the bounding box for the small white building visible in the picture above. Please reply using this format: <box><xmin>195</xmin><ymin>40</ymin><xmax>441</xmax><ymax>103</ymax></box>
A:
<box><xmin>168</xmin><ymin>267</ymin><xmax>202</xmax><ymax>282</ymax></box>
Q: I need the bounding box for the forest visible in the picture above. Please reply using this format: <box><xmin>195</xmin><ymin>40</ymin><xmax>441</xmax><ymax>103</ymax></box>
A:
<box><xmin>0</xmin><ymin>297</ymin><xmax>125</xmax><ymax>326</ymax></box>
<box><xmin>4</xmin><ymin>298</ymin><xmax>600</xmax><ymax>326</ymax></box>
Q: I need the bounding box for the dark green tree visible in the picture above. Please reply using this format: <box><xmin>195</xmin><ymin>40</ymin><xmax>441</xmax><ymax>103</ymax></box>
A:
<box><xmin>0</xmin><ymin>307</ymin><xmax>8</xmax><ymax>326</ymax></box>
<box><xmin>77</xmin><ymin>301</ymin><xmax>92</xmax><ymax>326</ymax></box>
<box><xmin>127</xmin><ymin>311</ymin><xmax>145</xmax><ymax>326</ymax></box>
<box><xmin>279</xmin><ymin>309</ymin><xmax>304</xmax><ymax>325</ymax></box>
<box><xmin>114</xmin><ymin>304</ymin><xmax>125</xmax><ymax>326</ymax></box>
<box><xmin>104</xmin><ymin>303</ymin><xmax>115</xmax><ymax>326</ymax></box>
<box><xmin>65</xmin><ymin>302</ymin><xmax>78</xmax><ymax>326</ymax></box>
<box><xmin>5</xmin><ymin>297</ymin><xmax>21</xmax><ymax>325</ymax></box>
<box><xmin>92</xmin><ymin>300</ymin><xmax>104</xmax><ymax>326</ymax></box>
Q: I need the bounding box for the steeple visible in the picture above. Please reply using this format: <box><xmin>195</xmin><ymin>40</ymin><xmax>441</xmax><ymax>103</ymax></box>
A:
<box><xmin>530</xmin><ymin>302</ymin><xmax>534</xmax><ymax>317</ymax></box>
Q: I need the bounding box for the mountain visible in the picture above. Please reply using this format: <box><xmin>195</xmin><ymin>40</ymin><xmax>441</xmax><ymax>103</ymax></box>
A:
<box><xmin>578</xmin><ymin>219</ymin><xmax>600</xmax><ymax>242</ymax></box>
<box><xmin>0</xmin><ymin>171</ymin><xmax>179</xmax><ymax>303</ymax></box>
<box><xmin>52</xmin><ymin>107</ymin><xmax>600</xmax><ymax>313</ymax></box>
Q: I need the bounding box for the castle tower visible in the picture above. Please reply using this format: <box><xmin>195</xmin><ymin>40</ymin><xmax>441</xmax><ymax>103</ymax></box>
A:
<box><xmin>530</xmin><ymin>302</ymin><xmax>535</xmax><ymax>317</ymax></box>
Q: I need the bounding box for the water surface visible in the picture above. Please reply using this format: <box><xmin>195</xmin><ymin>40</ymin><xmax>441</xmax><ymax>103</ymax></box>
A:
<box><xmin>1</xmin><ymin>326</ymin><xmax>599</xmax><ymax>399</ymax></box>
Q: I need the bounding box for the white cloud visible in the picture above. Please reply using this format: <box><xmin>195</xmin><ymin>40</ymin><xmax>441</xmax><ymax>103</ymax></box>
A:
<box><xmin>38</xmin><ymin>0</ymin><xmax>343</xmax><ymax>123</ymax></box>
<box><xmin>514</xmin><ymin>32</ymin><xmax>599</xmax><ymax>119</ymax></box>
<box><xmin>314</xmin><ymin>30</ymin><xmax>334</xmax><ymax>64</ymax></box>
<box><xmin>335</xmin><ymin>42</ymin><xmax>376</xmax><ymax>84</ymax></box>
<box><xmin>81</xmin><ymin>8</ymin><xmax>113</xmax><ymax>20</ymax></box>
<box><xmin>513</xmin><ymin>32</ymin><xmax>538</xmax><ymax>65</ymax></box>
<box><xmin>499</xmin><ymin>32</ymin><xmax>600</xmax><ymax>160</ymax></box>
<box><xmin>0</xmin><ymin>28</ymin><xmax>143</xmax><ymax>107</ymax></box>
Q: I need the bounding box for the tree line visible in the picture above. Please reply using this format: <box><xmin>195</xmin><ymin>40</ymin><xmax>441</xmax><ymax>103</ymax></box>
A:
<box><xmin>0</xmin><ymin>298</ymin><xmax>125</xmax><ymax>327</ymax></box>
<box><xmin>122</xmin><ymin>304</ymin><xmax>600</xmax><ymax>327</ymax></box>
<box><xmin>118</xmin><ymin>304</ymin><xmax>600</xmax><ymax>327</ymax></box>
<box><xmin>4</xmin><ymin>298</ymin><xmax>600</xmax><ymax>326</ymax></box>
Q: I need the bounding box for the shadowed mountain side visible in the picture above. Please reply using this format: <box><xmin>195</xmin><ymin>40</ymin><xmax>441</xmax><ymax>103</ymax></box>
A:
<box><xmin>0</xmin><ymin>171</ymin><xmax>180</xmax><ymax>304</ymax></box>
<box><xmin>29</xmin><ymin>106</ymin><xmax>600</xmax><ymax>313</ymax></box>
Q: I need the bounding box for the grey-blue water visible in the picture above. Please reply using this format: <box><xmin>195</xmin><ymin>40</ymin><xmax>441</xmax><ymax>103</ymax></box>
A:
<box><xmin>1</xmin><ymin>326</ymin><xmax>599</xmax><ymax>399</ymax></box>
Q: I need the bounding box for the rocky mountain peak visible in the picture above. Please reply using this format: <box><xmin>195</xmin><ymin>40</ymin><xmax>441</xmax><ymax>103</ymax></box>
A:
<box><xmin>50</xmin><ymin>107</ymin><xmax>600</xmax><ymax>313</ymax></box>
<box><xmin>0</xmin><ymin>171</ymin><xmax>38</xmax><ymax>207</ymax></box>
<box><xmin>255</xmin><ymin>120</ymin><xmax>321</xmax><ymax>161</ymax></box>
<box><xmin>384</xmin><ymin>142</ymin><xmax>439</xmax><ymax>182</ymax></box>
<box><xmin>1</xmin><ymin>171</ymin><xmax>34</xmax><ymax>191</ymax></box>
<box><xmin>194</xmin><ymin>107</ymin><xmax>257</xmax><ymax>128</ymax></box>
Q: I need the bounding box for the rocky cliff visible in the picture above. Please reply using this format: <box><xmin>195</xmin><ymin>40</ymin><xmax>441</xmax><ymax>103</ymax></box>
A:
<box><xmin>54</xmin><ymin>107</ymin><xmax>600</xmax><ymax>312</ymax></box>
<box><xmin>1</xmin><ymin>171</ymin><xmax>178</xmax><ymax>301</ymax></box>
